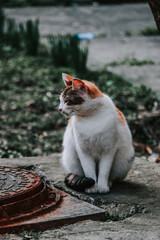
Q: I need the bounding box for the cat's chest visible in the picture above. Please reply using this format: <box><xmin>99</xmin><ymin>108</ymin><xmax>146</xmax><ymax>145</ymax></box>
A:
<box><xmin>72</xmin><ymin>119</ymin><xmax>116</xmax><ymax>155</ymax></box>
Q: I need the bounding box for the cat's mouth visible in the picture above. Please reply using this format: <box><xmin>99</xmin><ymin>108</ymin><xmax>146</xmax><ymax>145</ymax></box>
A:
<box><xmin>62</xmin><ymin>110</ymin><xmax>75</xmax><ymax>117</ymax></box>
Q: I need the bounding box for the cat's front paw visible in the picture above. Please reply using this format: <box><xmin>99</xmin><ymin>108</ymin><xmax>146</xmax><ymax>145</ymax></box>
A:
<box><xmin>97</xmin><ymin>184</ymin><xmax>110</xmax><ymax>194</ymax></box>
<box><xmin>85</xmin><ymin>184</ymin><xmax>97</xmax><ymax>194</ymax></box>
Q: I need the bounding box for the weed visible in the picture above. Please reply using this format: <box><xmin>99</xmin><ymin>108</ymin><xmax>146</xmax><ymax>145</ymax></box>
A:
<box><xmin>5</xmin><ymin>18</ymin><xmax>21</xmax><ymax>50</ymax></box>
<box><xmin>107</xmin><ymin>56</ymin><xmax>155</xmax><ymax>66</ymax></box>
<box><xmin>20</xmin><ymin>19</ymin><xmax>40</xmax><ymax>55</ymax></box>
<box><xmin>139</xmin><ymin>27</ymin><xmax>160</xmax><ymax>36</ymax></box>
<box><xmin>0</xmin><ymin>8</ymin><xmax>5</xmax><ymax>38</ymax></box>
<box><xmin>0</xmin><ymin>8</ymin><xmax>40</xmax><ymax>56</ymax></box>
<box><xmin>0</xmin><ymin>51</ymin><xmax>159</xmax><ymax>157</ymax></box>
<box><xmin>0</xmin><ymin>9</ymin><xmax>159</xmax><ymax>157</ymax></box>
<box><xmin>20</xmin><ymin>231</ymin><xmax>42</xmax><ymax>240</ymax></box>
<box><xmin>0</xmin><ymin>147</ymin><xmax>22</xmax><ymax>158</ymax></box>
<box><xmin>105</xmin><ymin>212</ymin><xmax>127</xmax><ymax>222</ymax></box>
<box><xmin>48</xmin><ymin>34</ymin><xmax>89</xmax><ymax>72</ymax></box>
<box><xmin>124</xmin><ymin>30</ymin><xmax>132</xmax><ymax>37</ymax></box>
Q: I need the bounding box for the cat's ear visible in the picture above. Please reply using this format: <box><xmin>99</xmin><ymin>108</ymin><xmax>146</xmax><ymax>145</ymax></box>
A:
<box><xmin>72</xmin><ymin>79</ymin><xmax>86</xmax><ymax>92</ymax></box>
<box><xmin>62</xmin><ymin>73</ymin><xmax>74</xmax><ymax>86</ymax></box>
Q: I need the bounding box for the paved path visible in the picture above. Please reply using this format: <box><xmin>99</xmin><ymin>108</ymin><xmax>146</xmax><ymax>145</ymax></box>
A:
<box><xmin>0</xmin><ymin>154</ymin><xmax>160</xmax><ymax>239</ymax></box>
<box><xmin>4</xmin><ymin>4</ymin><xmax>160</xmax><ymax>97</ymax></box>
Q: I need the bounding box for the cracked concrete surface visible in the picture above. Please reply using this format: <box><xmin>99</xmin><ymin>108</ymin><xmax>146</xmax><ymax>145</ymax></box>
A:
<box><xmin>0</xmin><ymin>154</ymin><xmax>159</xmax><ymax>239</ymax></box>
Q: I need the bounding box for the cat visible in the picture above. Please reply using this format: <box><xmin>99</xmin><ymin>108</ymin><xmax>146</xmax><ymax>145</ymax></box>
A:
<box><xmin>59</xmin><ymin>73</ymin><xmax>134</xmax><ymax>193</ymax></box>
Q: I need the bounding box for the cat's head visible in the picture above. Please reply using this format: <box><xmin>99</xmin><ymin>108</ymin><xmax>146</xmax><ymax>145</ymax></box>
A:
<box><xmin>59</xmin><ymin>73</ymin><xmax>104</xmax><ymax>117</ymax></box>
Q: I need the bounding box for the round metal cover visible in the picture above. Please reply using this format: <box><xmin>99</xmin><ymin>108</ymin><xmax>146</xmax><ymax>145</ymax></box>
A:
<box><xmin>0</xmin><ymin>166</ymin><xmax>105</xmax><ymax>234</ymax></box>
<box><xmin>0</xmin><ymin>166</ymin><xmax>61</xmax><ymax>227</ymax></box>
<box><xmin>0</xmin><ymin>166</ymin><xmax>43</xmax><ymax>205</ymax></box>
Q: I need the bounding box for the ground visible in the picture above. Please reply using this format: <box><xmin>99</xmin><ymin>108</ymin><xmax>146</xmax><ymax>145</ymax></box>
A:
<box><xmin>0</xmin><ymin>154</ymin><xmax>160</xmax><ymax>239</ymax></box>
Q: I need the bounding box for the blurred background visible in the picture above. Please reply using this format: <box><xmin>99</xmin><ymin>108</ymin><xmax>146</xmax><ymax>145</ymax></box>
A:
<box><xmin>0</xmin><ymin>0</ymin><xmax>160</xmax><ymax>159</ymax></box>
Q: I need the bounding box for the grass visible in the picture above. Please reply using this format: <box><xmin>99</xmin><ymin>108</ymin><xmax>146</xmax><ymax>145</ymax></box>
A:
<box><xmin>105</xmin><ymin>212</ymin><xmax>127</xmax><ymax>222</ymax></box>
<box><xmin>48</xmin><ymin>34</ymin><xmax>89</xmax><ymax>73</ymax></box>
<box><xmin>124</xmin><ymin>30</ymin><xmax>132</xmax><ymax>37</ymax></box>
<box><xmin>0</xmin><ymin>50</ymin><xmax>158</xmax><ymax>158</ymax></box>
<box><xmin>107</xmin><ymin>56</ymin><xmax>155</xmax><ymax>67</ymax></box>
<box><xmin>124</xmin><ymin>27</ymin><xmax>160</xmax><ymax>37</ymax></box>
<box><xmin>139</xmin><ymin>27</ymin><xmax>160</xmax><ymax>36</ymax></box>
<box><xmin>0</xmin><ymin>7</ymin><xmax>159</xmax><ymax>158</ymax></box>
<box><xmin>20</xmin><ymin>231</ymin><xmax>42</xmax><ymax>240</ymax></box>
<box><xmin>0</xmin><ymin>8</ymin><xmax>41</xmax><ymax>56</ymax></box>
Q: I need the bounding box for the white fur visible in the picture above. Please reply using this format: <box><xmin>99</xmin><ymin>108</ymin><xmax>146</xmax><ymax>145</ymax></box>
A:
<box><xmin>60</xmin><ymin>89</ymin><xmax>134</xmax><ymax>194</ymax></box>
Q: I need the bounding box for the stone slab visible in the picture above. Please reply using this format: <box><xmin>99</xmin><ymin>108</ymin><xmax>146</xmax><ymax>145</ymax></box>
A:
<box><xmin>0</xmin><ymin>190</ymin><xmax>105</xmax><ymax>234</ymax></box>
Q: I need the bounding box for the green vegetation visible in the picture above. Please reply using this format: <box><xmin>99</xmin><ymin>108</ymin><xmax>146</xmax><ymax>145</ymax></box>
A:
<box><xmin>48</xmin><ymin>35</ymin><xmax>89</xmax><ymax>72</ymax></box>
<box><xmin>0</xmin><ymin>9</ymin><xmax>40</xmax><ymax>56</ymax></box>
<box><xmin>0</xmin><ymin>8</ymin><xmax>159</xmax><ymax>158</ymax></box>
<box><xmin>105</xmin><ymin>212</ymin><xmax>127</xmax><ymax>222</ymax></box>
<box><xmin>0</xmin><ymin>52</ymin><xmax>158</xmax><ymax>157</ymax></box>
<box><xmin>139</xmin><ymin>27</ymin><xmax>160</xmax><ymax>36</ymax></box>
<box><xmin>20</xmin><ymin>231</ymin><xmax>42</xmax><ymax>240</ymax></box>
<box><xmin>124</xmin><ymin>30</ymin><xmax>132</xmax><ymax>37</ymax></box>
<box><xmin>107</xmin><ymin>56</ymin><xmax>155</xmax><ymax>67</ymax></box>
<box><xmin>19</xmin><ymin>19</ymin><xmax>40</xmax><ymax>55</ymax></box>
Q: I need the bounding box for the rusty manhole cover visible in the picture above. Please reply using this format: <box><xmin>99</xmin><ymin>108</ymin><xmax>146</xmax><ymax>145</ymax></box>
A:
<box><xmin>0</xmin><ymin>166</ymin><xmax>105</xmax><ymax>233</ymax></box>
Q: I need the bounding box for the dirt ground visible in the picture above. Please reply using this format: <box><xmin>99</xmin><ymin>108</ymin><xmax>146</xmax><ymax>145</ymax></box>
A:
<box><xmin>4</xmin><ymin>3</ymin><xmax>160</xmax><ymax>97</ymax></box>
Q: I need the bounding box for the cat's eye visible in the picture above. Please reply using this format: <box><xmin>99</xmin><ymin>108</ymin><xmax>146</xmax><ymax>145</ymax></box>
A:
<box><xmin>65</xmin><ymin>100</ymin><xmax>72</xmax><ymax>105</ymax></box>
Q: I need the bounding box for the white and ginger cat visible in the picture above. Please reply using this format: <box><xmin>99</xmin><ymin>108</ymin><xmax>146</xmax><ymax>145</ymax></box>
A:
<box><xmin>59</xmin><ymin>73</ymin><xmax>134</xmax><ymax>193</ymax></box>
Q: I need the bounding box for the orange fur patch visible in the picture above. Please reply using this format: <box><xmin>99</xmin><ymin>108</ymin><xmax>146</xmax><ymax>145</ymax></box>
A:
<box><xmin>66</xmin><ymin>74</ymin><xmax>74</xmax><ymax>82</ymax></box>
<box><xmin>84</xmin><ymin>80</ymin><xmax>103</xmax><ymax>99</ymax></box>
<box><xmin>68</xmin><ymin>174</ymin><xmax>76</xmax><ymax>184</ymax></box>
<box><xmin>115</xmin><ymin>107</ymin><xmax>125</xmax><ymax>125</ymax></box>
<box><xmin>68</xmin><ymin>117</ymin><xmax>72</xmax><ymax>125</ymax></box>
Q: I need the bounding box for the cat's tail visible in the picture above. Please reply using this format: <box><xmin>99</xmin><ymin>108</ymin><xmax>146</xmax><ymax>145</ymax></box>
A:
<box><xmin>64</xmin><ymin>173</ymin><xmax>95</xmax><ymax>192</ymax></box>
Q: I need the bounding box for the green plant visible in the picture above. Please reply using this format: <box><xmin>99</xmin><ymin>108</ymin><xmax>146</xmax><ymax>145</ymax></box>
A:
<box><xmin>124</xmin><ymin>30</ymin><xmax>132</xmax><ymax>37</ymax></box>
<box><xmin>0</xmin><ymin>50</ymin><xmax>159</xmax><ymax>158</ymax></box>
<box><xmin>105</xmin><ymin>212</ymin><xmax>127</xmax><ymax>222</ymax></box>
<box><xmin>0</xmin><ymin>8</ymin><xmax>5</xmax><ymax>54</ymax></box>
<box><xmin>107</xmin><ymin>56</ymin><xmax>155</xmax><ymax>67</ymax></box>
<box><xmin>20</xmin><ymin>231</ymin><xmax>42</xmax><ymax>240</ymax></box>
<box><xmin>20</xmin><ymin>19</ymin><xmax>40</xmax><ymax>55</ymax></box>
<box><xmin>0</xmin><ymin>9</ymin><xmax>22</xmax><ymax>54</ymax></box>
<box><xmin>0</xmin><ymin>148</ymin><xmax>23</xmax><ymax>158</ymax></box>
<box><xmin>0</xmin><ymin>8</ymin><xmax>5</xmax><ymax>39</ymax></box>
<box><xmin>70</xmin><ymin>35</ymin><xmax>89</xmax><ymax>72</ymax></box>
<box><xmin>5</xmin><ymin>18</ymin><xmax>21</xmax><ymax>50</ymax></box>
<box><xmin>48</xmin><ymin>34</ymin><xmax>89</xmax><ymax>72</ymax></box>
<box><xmin>139</xmin><ymin>27</ymin><xmax>160</xmax><ymax>36</ymax></box>
<box><xmin>0</xmin><ymin>9</ymin><xmax>40</xmax><ymax>55</ymax></box>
